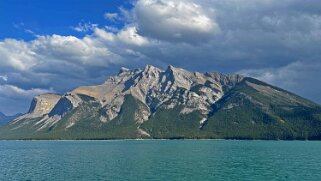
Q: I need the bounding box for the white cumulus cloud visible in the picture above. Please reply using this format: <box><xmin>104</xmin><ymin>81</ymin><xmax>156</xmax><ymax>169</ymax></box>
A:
<box><xmin>0</xmin><ymin>39</ymin><xmax>38</xmax><ymax>71</ymax></box>
<box><xmin>133</xmin><ymin>0</ymin><xmax>219</xmax><ymax>43</ymax></box>
<box><xmin>1</xmin><ymin>0</ymin><xmax>321</xmax><ymax>113</ymax></box>
<box><xmin>117</xmin><ymin>26</ymin><xmax>149</xmax><ymax>46</ymax></box>
<box><xmin>104</xmin><ymin>12</ymin><xmax>119</xmax><ymax>21</ymax></box>
<box><xmin>71</xmin><ymin>22</ymin><xmax>97</xmax><ymax>32</ymax></box>
<box><xmin>0</xmin><ymin>84</ymin><xmax>53</xmax><ymax>99</ymax></box>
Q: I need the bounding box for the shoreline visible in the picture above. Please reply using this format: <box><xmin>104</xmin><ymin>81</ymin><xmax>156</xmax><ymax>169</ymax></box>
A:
<box><xmin>0</xmin><ymin>138</ymin><xmax>317</xmax><ymax>141</ymax></box>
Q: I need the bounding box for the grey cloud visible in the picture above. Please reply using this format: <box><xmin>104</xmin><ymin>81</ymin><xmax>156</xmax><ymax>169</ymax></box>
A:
<box><xmin>117</xmin><ymin>0</ymin><xmax>321</xmax><ymax>72</ymax></box>
<box><xmin>133</xmin><ymin>0</ymin><xmax>219</xmax><ymax>43</ymax></box>
<box><xmin>0</xmin><ymin>84</ymin><xmax>53</xmax><ymax>114</ymax></box>
<box><xmin>239</xmin><ymin>61</ymin><xmax>321</xmax><ymax>104</ymax></box>
<box><xmin>0</xmin><ymin>75</ymin><xmax>8</xmax><ymax>82</ymax></box>
<box><xmin>1</xmin><ymin>0</ymin><xmax>321</xmax><ymax>114</ymax></box>
<box><xmin>0</xmin><ymin>32</ymin><xmax>126</xmax><ymax>114</ymax></box>
<box><xmin>0</xmin><ymin>84</ymin><xmax>52</xmax><ymax>100</ymax></box>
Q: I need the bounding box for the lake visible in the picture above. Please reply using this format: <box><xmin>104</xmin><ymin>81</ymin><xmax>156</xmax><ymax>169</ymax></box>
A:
<box><xmin>0</xmin><ymin>140</ymin><xmax>320</xmax><ymax>180</ymax></box>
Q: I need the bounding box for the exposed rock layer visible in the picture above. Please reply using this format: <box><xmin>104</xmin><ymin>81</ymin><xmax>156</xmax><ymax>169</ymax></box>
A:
<box><xmin>1</xmin><ymin>65</ymin><xmax>321</xmax><ymax>140</ymax></box>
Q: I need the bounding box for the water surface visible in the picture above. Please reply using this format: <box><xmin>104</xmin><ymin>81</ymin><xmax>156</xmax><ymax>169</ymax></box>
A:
<box><xmin>0</xmin><ymin>140</ymin><xmax>320</xmax><ymax>180</ymax></box>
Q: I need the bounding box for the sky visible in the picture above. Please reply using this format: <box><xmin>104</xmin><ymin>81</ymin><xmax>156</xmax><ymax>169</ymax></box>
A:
<box><xmin>0</xmin><ymin>0</ymin><xmax>321</xmax><ymax>115</ymax></box>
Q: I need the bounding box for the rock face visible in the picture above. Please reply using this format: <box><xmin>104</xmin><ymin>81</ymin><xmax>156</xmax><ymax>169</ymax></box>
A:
<box><xmin>71</xmin><ymin>65</ymin><xmax>243</xmax><ymax>123</ymax></box>
<box><xmin>1</xmin><ymin>65</ymin><xmax>321</xmax><ymax>140</ymax></box>
<box><xmin>28</xmin><ymin>94</ymin><xmax>61</xmax><ymax>116</ymax></box>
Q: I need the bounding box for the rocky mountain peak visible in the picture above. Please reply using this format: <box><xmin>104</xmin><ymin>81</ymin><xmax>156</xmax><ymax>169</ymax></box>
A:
<box><xmin>141</xmin><ymin>65</ymin><xmax>162</xmax><ymax>78</ymax></box>
<box><xmin>164</xmin><ymin>65</ymin><xmax>200</xmax><ymax>90</ymax></box>
<box><xmin>3</xmin><ymin>65</ymin><xmax>321</xmax><ymax>140</ymax></box>
<box><xmin>20</xmin><ymin>66</ymin><xmax>245</xmax><ymax>123</ymax></box>
<box><xmin>118</xmin><ymin>67</ymin><xmax>130</xmax><ymax>74</ymax></box>
<box><xmin>8</xmin><ymin>65</ymin><xmax>245</xmax><ymax>133</ymax></box>
<box><xmin>28</xmin><ymin>93</ymin><xmax>61</xmax><ymax>116</ymax></box>
<box><xmin>165</xmin><ymin>65</ymin><xmax>190</xmax><ymax>76</ymax></box>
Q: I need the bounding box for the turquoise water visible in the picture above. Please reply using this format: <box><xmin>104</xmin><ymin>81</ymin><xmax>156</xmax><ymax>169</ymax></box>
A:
<box><xmin>0</xmin><ymin>140</ymin><xmax>321</xmax><ymax>181</ymax></box>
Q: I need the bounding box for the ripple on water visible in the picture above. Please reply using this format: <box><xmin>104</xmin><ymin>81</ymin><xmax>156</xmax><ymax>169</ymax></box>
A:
<box><xmin>0</xmin><ymin>140</ymin><xmax>321</xmax><ymax>181</ymax></box>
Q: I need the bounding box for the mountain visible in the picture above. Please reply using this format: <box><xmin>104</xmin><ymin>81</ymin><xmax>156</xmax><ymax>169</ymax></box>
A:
<box><xmin>1</xmin><ymin>65</ymin><xmax>321</xmax><ymax>140</ymax></box>
<box><xmin>0</xmin><ymin>112</ymin><xmax>22</xmax><ymax>125</ymax></box>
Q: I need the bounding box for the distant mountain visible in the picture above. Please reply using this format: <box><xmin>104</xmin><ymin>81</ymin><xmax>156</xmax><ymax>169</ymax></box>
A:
<box><xmin>0</xmin><ymin>112</ymin><xmax>22</xmax><ymax>125</ymax></box>
<box><xmin>1</xmin><ymin>65</ymin><xmax>321</xmax><ymax>140</ymax></box>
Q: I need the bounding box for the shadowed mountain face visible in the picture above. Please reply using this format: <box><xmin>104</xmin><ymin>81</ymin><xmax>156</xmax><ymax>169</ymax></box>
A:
<box><xmin>0</xmin><ymin>112</ymin><xmax>22</xmax><ymax>125</ymax></box>
<box><xmin>1</xmin><ymin>65</ymin><xmax>321</xmax><ymax>140</ymax></box>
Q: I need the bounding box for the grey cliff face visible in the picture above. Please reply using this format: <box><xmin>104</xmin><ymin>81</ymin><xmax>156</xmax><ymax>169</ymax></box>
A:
<box><xmin>28</xmin><ymin>94</ymin><xmax>61</xmax><ymax>116</ymax></box>
<box><xmin>3</xmin><ymin>65</ymin><xmax>321</xmax><ymax>140</ymax></box>
<box><xmin>10</xmin><ymin>65</ymin><xmax>244</xmax><ymax>131</ymax></box>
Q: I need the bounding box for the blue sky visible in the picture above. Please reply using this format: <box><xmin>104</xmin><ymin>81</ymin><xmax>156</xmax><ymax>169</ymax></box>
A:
<box><xmin>1</xmin><ymin>0</ymin><xmax>321</xmax><ymax>115</ymax></box>
<box><xmin>0</xmin><ymin>0</ymin><xmax>131</xmax><ymax>40</ymax></box>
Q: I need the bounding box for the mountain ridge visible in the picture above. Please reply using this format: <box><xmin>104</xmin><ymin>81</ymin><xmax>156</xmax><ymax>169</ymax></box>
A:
<box><xmin>0</xmin><ymin>112</ymin><xmax>22</xmax><ymax>125</ymax></box>
<box><xmin>1</xmin><ymin>65</ymin><xmax>321</xmax><ymax>140</ymax></box>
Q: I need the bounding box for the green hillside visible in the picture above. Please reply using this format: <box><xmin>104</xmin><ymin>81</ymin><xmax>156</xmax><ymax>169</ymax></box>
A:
<box><xmin>1</xmin><ymin>77</ymin><xmax>321</xmax><ymax>140</ymax></box>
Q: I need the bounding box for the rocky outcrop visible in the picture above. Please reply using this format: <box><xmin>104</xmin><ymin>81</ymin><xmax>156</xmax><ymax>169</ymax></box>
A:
<box><xmin>69</xmin><ymin>64</ymin><xmax>242</xmax><ymax>124</ymax></box>
<box><xmin>2</xmin><ymin>65</ymin><xmax>321</xmax><ymax>140</ymax></box>
<box><xmin>7</xmin><ymin>65</ymin><xmax>244</xmax><ymax>133</ymax></box>
<box><xmin>28</xmin><ymin>94</ymin><xmax>61</xmax><ymax>116</ymax></box>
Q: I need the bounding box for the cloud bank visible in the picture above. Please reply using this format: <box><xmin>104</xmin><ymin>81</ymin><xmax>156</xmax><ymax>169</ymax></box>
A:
<box><xmin>1</xmin><ymin>0</ymin><xmax>321</xmax><ymax>114</ymax></box>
